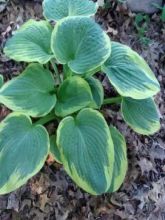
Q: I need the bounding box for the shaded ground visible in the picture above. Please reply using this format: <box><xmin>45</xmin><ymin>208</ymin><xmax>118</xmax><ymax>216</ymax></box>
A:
<box><xmin>0</xmin><ymin>0</ymin><xmax>165</xmax><ymax>219</ymax></box>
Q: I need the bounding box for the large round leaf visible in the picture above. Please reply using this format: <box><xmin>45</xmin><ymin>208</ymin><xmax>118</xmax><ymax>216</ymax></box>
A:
<box><xmin>121</xmin><ymin>97</ymin><xmax>160</xmax><ymax>135</ymax></box>
<box><xmin>57</xmin><ymin>108</ymin><xmax>114</xmax><ymax>195</ymax></box>
<box><xmin>51</xmin><ymin>17</ymin><xmax>111</xmax><ymax>74</ymax></box>
<box><xmin>85</xmin><ymin>76</ymin><xmax>104</xmax><ymax>109</ymax></box>
<box><xmin>0</xmin><ymin>64</ymin><xmax>56</xmax><ymax>117</ymax></box>
<box><xmin>107</xmin><ymin>126</ymin><xmax>127</xmax><ymax>193</ymax></box>
<box><xmin>102</xmin><ymin>42</ymin><xmax>160</xmax><ymax>99</ymax></box>
<box><xmin>43</xmin><ymin>0</ymin><xmax>98</xmax><ymax>21</ymax></box>
<box><xmin>0</xmin><ymin>113</ymin><xmax>49</xmax><ymax>195</ymax></box>
<box><xmin>4</xmin><ymin>20</ymin><xmax>54</xmax><ymax>64</ymax></box>
<box><xmin>55</xmin><ymin>76</ymin><xmax>93</xmax><ymax>117</ymax></box>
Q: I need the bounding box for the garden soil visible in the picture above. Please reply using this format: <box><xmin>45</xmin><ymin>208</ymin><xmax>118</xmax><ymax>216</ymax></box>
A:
<box><xmin>0</xmin><ymin>0</ymin><xmax>165</xmax><ymax>219</ymax></box>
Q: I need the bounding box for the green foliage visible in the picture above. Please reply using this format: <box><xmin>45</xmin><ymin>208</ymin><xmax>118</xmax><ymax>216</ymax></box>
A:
<box><xmin>55</xmin><ymin>76</ymin><xmax>92</xmax><ymax>117</ymax></box>
<box><xmin>161</xmin><ymin>5</ymin><xmax>165</xmax><ymax>22</ymax></box>
<box><xmin>85</xmin><ymin>76</ymin><xmax>104</xmax><ymax>109</ymax></box>
<box><xmin>0</xmin><ymin>113</ymin><xmax>49</xmax><ymax>194</ymax></box>
<box><xmin>121</xmin><ymin>97</ymin><xmax>160</xmax><ymax>135</ymax></box>
<box><xmin>43</xmin><ymin>0</ymin><xmax>98</xmax><ymax>21</ymax></box>
<box><xmin>134</xmin><ymin>13</ymin><xmax>151</xmax><ymax>46</ymax></box>
<box><xmin>0</xmin><ymin>0</ymin><xmax>160</xmax><ymax>195</ymax></box>
<box><xmin>102</xmin><ymin>42</ymin><xmax>160</xmax><ymax>99</ymax></box>
<box><xmin>57</xmin><ymin>108</ymin><xmax>114</xmax><ymax>195</ymax></box>
<box><xmin>51</xmin><ymin>16</ymin><xmax>111</xmax><ymax>74</ymax></box>
<box><xmin>50</xmin><ymin>135</ymin><xmax>62</xmax><ymax>164</ymax></box>
<box><xmin>152</xmin><ymin>3</ymin><xmax>165</xmax><ymax>22</ymax></box>
<box><xmin>108</xmin><ymin>126</ymin><xmax>127</xmax><ymax>192</ymax></box>
<box><xmin>0</xmin><ymin>64</ymin><xmax>56</xmax><ymax>117</ymax></box>
<box><xmin>4</xmin><ymin>20</ymin><xmax>54</xmax><ymax>64</ymax></box>
<box><xmin>0</xmin><ymin>75</ymin><xmax>3</xmax><ymax>88</ymax></box>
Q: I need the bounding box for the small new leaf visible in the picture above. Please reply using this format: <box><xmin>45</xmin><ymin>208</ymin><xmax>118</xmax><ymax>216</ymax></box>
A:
<box><xmin>55</xmin><ymin>76</ymin><xmax>93</xmax><ymax>117</ymax></box>
<box><xmin>86</xmin><ymin>76</ymin><xmax>104</xmax><ymax>109</ymax></box>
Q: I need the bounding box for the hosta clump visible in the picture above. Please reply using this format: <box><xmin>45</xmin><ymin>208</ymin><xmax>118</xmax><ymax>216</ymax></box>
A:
<box><xmin>0</xmin><ymin>0</ymin><xmax>160</xmax><ymax>195</ymax></box>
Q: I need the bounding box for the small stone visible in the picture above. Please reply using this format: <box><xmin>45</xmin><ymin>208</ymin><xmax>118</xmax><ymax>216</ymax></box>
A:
<box><xmin>7</xmin><ymin>193</ymin><xmax>20</xmax><ymax>212</ymax></box>
<box><xmin>127</xmin><ymin>0</ymin><xmax>163</xmax><ymax>14</ymax></box>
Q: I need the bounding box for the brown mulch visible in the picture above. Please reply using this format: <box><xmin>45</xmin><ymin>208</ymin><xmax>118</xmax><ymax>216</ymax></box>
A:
<box><xmin>0</xmin><ymin>0</ymin><xmax>165</xmax><ymax>219</ymax></box>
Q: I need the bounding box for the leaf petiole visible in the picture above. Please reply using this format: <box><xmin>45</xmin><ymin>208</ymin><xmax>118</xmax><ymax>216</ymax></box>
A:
<box><xmin>34</xmin><ymin>112</ymin><xmax>60</xmax><ymax>125</ymax></box>
<box><xmin>50</xmin><ymin>60</ymin><xmax>62</xmax><ymax>84</ymax></box>
<box><xmin>103</xmin><ymin>96</ymin><xmax>122</xmax><ymax>105</ymax></box>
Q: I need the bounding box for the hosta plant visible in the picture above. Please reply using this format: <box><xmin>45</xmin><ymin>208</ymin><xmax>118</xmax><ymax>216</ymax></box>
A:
<box><xmin>0</xmin><ymin>0</ymin><xmax>160</xmax><ymax>195</ymax></box>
